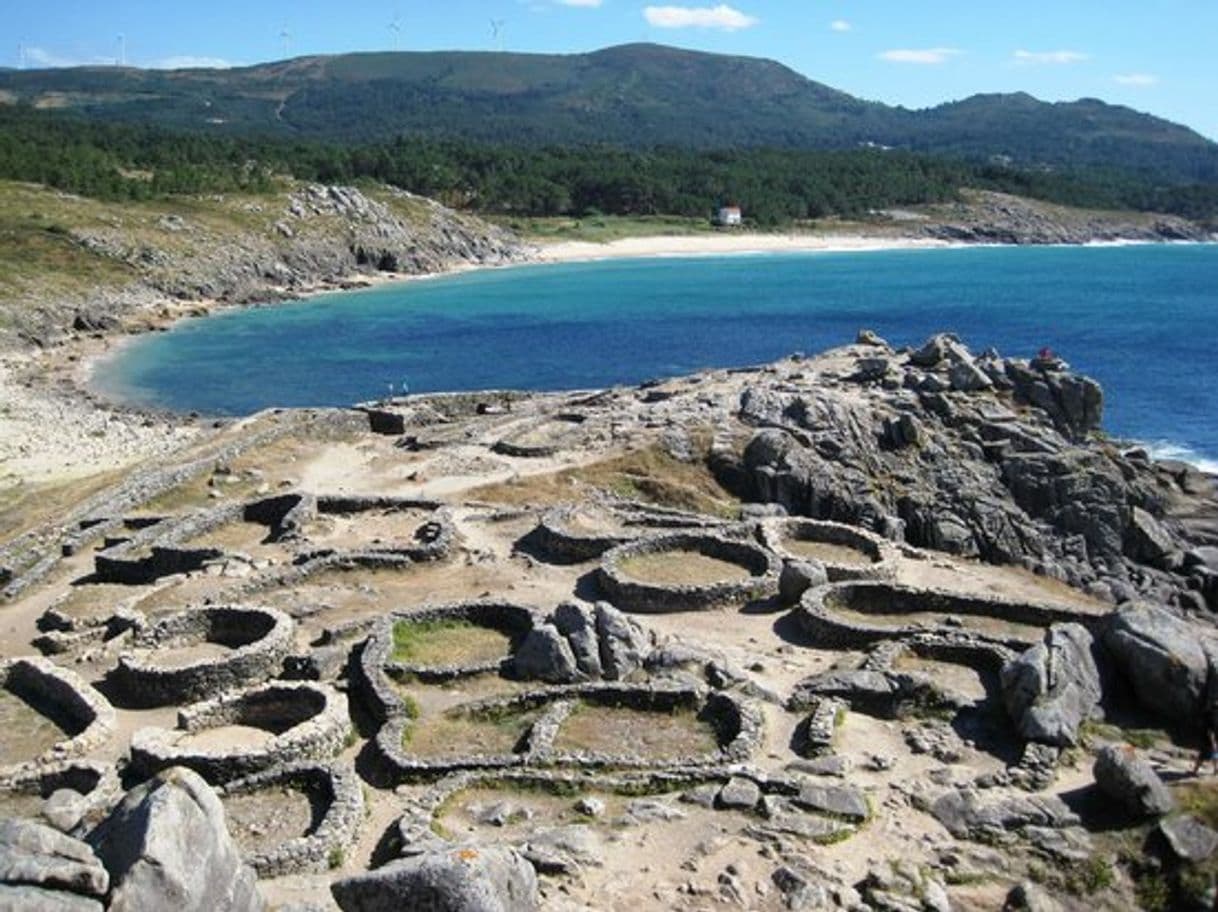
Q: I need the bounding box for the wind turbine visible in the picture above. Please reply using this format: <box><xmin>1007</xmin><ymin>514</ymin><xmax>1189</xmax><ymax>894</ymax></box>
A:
<box><xmin>388</xmin><ymin>13</ymin><xmax>402</xmax><ymax>51</ymax></box>
<box><xmin>489</xmin><ymin>19</ymin><xmax>505</xmax><ymax>52</ymax></box>
<box><xmin>117</xmin><ymin>33</ymin><xmax>126</xmax><ymax>67</ymax></box>
<box><xmin>280</xmin><ymin>24</ymin><xmax>292</xmax><ymax>59</ymax></box>
<box><xmin>17</xmin><ymin>42</ymin><xmax>26</xmax><ymax>70</ymax></box>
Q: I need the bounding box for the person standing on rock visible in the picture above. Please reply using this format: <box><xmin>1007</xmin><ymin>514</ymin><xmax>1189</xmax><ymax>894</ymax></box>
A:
<box><xmin>1193</xmin><ymin>715</ymin><xmax>1218</xmax><ymax>777</ymax></box>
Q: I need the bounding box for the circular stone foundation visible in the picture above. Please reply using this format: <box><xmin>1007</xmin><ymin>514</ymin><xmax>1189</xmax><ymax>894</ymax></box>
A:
<box><xmin>219</xmin><ymin>761</ymin><xmax>363</xmax><ymax>877</ymax></box>
<box><xmin>370</xmin><ymin>680</ymin><xmax>761</xmax><ymax>782</ymax></box>
<box><xmin>534</xmin><ymin>501</ymin><xmax>729</xmax><ymax>562</ymax></box>
<box><xmin>109</xmin><ymin>605</ymin><xmax>294</xmax><ymax>707</ymax></box>
<box><xmin>760</xmin><ymin>518</ymin><xmax>897</xmax><ymax>582</ymax></box>
<box><xmin>796</xmin><ymin>581</ymin><xmax>1099</xmax><ymax>650</ymax></box>
<box><xmin>598</xmin><ymin>532</ymin><xmax>779</xmax><ymax>613</ymax></box>
<box><xmin>492</xmin><ymin>415</ymin><xmax>587</xmax><ymax>458</ymax></box>
<box><xmin>383</xmin><ymin>602</ymin><xmax>536</xmax><ymax>681</ymax></box>
<box><xmin>861</xmin><ymin>633</ymin><xmax>1016</xmax><ymax>710</ymax></box>
<box><xmin>298</xmin><ymin>496</ymin><xmax>456</xmax><ymax>563</ymax></box>
<box><xmin>130</xmin><ymin>681</ymin><xmax>351</xmax><ymax>783</ymax></box>
<box><xmin>0</xmin><ymin>658</ymin><xmax>116</xmax><ymax>781</ymax></box>
<box><xmin>394</xmin><ymin>764</ymin><xmax>856</xmax><ymax>859</ymax></box>
<box><xmin>0</xmin><ymin>759</ymin><xmax>120</xmax><ymax>831</ymax></box>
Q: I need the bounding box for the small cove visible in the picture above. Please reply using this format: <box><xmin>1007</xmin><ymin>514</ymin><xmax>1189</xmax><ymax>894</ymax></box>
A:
<box><xmin>93</xmin><ymin>244</ymin><xmax>1218</xmax><ymax>467</ymax></box>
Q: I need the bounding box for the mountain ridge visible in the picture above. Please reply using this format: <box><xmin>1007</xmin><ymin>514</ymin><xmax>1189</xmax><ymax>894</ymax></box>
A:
<box><xmin>1</xmin><ymin>43</ymin><xmax>1216</xmax><ymax>184</ymax></box>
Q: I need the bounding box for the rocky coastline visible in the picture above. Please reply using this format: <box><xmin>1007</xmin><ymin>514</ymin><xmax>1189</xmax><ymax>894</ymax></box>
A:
<box><xmin>0</xmin><ymin>326</ymin><xmax>1216</xmax><ymax>909</ymax></box>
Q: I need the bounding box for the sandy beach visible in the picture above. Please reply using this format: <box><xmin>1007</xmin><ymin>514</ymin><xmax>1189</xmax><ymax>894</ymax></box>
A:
<box><xmin>535</xmin><ymin>232</ymin><xmax>954</xmax><ymax>263</ymax></box>
<box><xmin>0</xmin><ymin>228</ymin><xmax>1199</xmax><ymax>492</ymax></box>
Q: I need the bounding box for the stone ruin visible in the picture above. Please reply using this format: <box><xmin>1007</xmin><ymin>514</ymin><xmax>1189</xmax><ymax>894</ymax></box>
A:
<box><xmin>597</xmin><ymin>530</ymin><xmax>781</xmax><ymax>613</ymax></box>
<box><xmin>0</xmin><ymin>658</ymin><xmax>115</xmax><ymax>782</ymax></box>
<box><xmin>532</xmin><ymin>499</ymin><xmax>729</xmax><ymax>562</ymax></box>
<box><xmin>107</xmin><ymin>604</ymin><xmax>294</xmax><ymax>707</ymax></box>
<box><xmin>129</xmin><ymin>680</ymin><xmax>352</xmax><ymax>782</ymax></box>
<box><xmin>0</xmin><ymin>335</ymin><xmax>1216</xmax><ymax>909</ymax></box>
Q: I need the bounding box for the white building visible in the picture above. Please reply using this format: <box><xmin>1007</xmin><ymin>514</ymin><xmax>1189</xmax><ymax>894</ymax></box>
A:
<box><xmin>713</xmin><ymin>205</ymin><xmax>743</xmax><ymax>227</ymax></box>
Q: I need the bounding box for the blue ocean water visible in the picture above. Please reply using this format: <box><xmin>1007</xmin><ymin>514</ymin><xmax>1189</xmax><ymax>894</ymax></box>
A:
<box><xmin>93</xmin><ymin>244</ymin><xmax>1218</xmax><ymax>467</ymax></box>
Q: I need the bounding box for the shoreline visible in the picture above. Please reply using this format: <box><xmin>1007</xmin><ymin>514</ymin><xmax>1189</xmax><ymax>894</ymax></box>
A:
<box><xmin>3</xmin><ymin>230</ymin><xmax>1216</xmax><ymax>491</ymax></box>
<box><xmin>532</xmin><ymin>232</ymin><xmax>960</xmax><ymax>263</ymax></box>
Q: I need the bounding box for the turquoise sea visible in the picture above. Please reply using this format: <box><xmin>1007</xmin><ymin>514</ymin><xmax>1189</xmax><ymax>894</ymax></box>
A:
<box><xmin>93</xmin><ymin>244</ymin><xmax>1218</xmax><ymax>469</ymax></box>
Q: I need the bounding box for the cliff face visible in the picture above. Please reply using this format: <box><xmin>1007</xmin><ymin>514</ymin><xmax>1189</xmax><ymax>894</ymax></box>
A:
<box><xmin>2</xmin><ymin>182</ymin><xmax>531</xmax><ymax>347</ymax></box>
<box><xmin>117</xmin><ymin>185</ymin><xmax>530</xmax><ymax>304</ymax></box>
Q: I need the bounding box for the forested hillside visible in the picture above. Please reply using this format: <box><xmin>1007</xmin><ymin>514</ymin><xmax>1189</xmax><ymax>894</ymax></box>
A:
<box><xmin>2</xmin><ymin>106</ymin><xmax>1216</xmax><ymax>227</ymax></box>
<box><xmin>2</xmin><ymin>43</ymin><xmax>1217</xmax><ymax>185</ymax></box>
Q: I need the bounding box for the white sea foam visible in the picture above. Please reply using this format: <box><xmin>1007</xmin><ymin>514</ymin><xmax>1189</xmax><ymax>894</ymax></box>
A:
<box><xmin>1143</xmin><ymin>440</ymin><xmax>1218</xmax><ymax>476</ymax></box>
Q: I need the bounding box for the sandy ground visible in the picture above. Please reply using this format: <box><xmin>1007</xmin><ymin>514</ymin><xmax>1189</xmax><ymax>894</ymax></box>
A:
<box><xmin>535</xmin><ymin>232</ymin><xmax>955</xmax><ymax>263</ymax></box>
<box><xmin>0</xmin><ymin>350</ymin><xmax>198</xmax><ymax>489</ymax></box>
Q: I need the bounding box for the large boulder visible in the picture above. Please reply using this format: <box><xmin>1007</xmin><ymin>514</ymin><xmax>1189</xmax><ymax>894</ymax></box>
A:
<box><xmin>1158</xmin><ymin>814</ymin><xmax>1218</xmax><ymax>863</ymax></box>
<box><xmin>0</xmin><ymin>885</ymin><xmax>102</xmax><ymax>910</ymax></box>
<box><xmin>87</xmin><ymin>767</ymin><xmax>263</xmax><ymax>912</ymax></box>
<box><xmin>331</xmin><ymin>845</ymin><xmax>538</xmax><ymax>912</ymax></box>
<box><xmin>0</xmin><ymin>819</ymin><xmax>108</xmax><ymax>907</ymax></box>
<box><xmin>512</xmin><ymin>623</ymin><xmax>581</xmax><ymax>684</ymax></box>
<box><xmin>594</xmin><ymin>603</ymin><xmax>650</xmax><ymax>681</ymax></box>
<box><xmin>778</xmin><ymin>559</ymin><xmax>828</xmax><ymax>605</ymax></box>
<box><xmin>1102</xmin><ymin>603</ymin><xmax>1218</xmax><ymax>725</ymax></box>
<box><xmin>928</xmin><ymin>789</ymin><xmax>1079</xmax><ymax>842</ymax></box>
<box><xmin>1093</xmin><ymin>744</ymin><xmax>1175</xmax><ymax>819</ymax></box>
<box><xmin>909</xmin><ymin>333</ymin><xmax>970</xmax><ymax>368</ymax></box>
<box><xmin>1126</xmin><ymin>507</ymin><xmax>1177</xmax><ymax>565</ymax></box>
<box><xmin>552</xmin><ymin>602</ymin><xmax>603</xmax><ymax>679</ymax></box>
<box><xmin>1002</xmin><ymin>623</ymin><xmax>1102</xmax><ymax>746</ymax></box>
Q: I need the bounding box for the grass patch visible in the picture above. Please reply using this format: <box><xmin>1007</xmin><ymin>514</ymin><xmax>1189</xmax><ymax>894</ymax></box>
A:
<box><xmin>403</xmin><ymin>705</ymin><xmax>537</xmax><ymax>758</ymax></box>
<box><xmin>1029</xmin><ymin>854</ymin><xmax>1116</xmax><ymax>897</ymax></box>
<box><xmin>1080</xmin><ymin>720</ymin><xmax>1170</xmax><ymax>752</ymax></box>
<box><xmin>491</xmin><ymin>214</ymin><xmax>718</xmax><ymax>244</ymax></box>
<box><xmin>0</xmin><ymin>469</ymin><xmax>123</xmax><ymax>548</ymax></box>
<box><xmin>390</xmin><ymin>619</ymin><xmax>512</xmax><ymax>666</ymax></box>
<box><xmin>470</xmin><ymin>439</ymin><xmax>739</xmax><ymax>518</ymax></box>
<box><xmin>1173</xmin><ymin>781</ymin><xmax>1218</xmax><ymax>829</ymax></box>
<box><xmin>617</xmin><ymin>549</ymin><xmax>752</xmax><ymax>586</ymax></box>
<box><xmin>782</xmin><ymin>538</ymin><xmax>874</xmax><ymax>567</ymax></box>
<box><xmin>552</xmin><ymin>700</ymin><xmax>719</xmax><ymax>758</ymax></box>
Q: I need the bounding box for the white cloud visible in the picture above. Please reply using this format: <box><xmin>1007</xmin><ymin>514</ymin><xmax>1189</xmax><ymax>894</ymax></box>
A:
<box><xmin>20</xmin><ymin>46</ymin><xmax>234</xmax><ymax>70</ymax></box>
<box><xmin>878</xmin><ymin>48</ymin><xmax>962</xmax><ymax>65</ymax></box>
<box><xmin>555</xmin><ymin>0</ymin><xmax>602</xmax><ymax>6</ymax></box>
<box><xmin>829</xmin><ymin>19</ymin><xmax>851</xmax><ymax>32</ymax></box>
<box><xmin>148</xmin><ymin>56</ymin><xmax>236</xmax><ymax>70</ymax></box>
<box><xmin>1114</xmin><ymin>72</ymin><xmax>1158</xmax><ymax>86</ymax></box>
<box><xmin>1013</xmin><ymin>49</ymin><xmax>1089</xmax><ymax>65</ymax></box>
<box><xmin>643</xmin><ymin>4</ymin><xmax>759</xmax><ymax>31</ymax></box>
<box><xmin>23</xmin><ymin>46</ymin><xmax>113</xmax><ymax>68</ymax></box>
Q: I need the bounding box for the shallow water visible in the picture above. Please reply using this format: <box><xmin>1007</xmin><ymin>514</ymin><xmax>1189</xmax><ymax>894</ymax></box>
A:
<box><xmin>94</xmin><ymin>244</ymin><xmax>1218</xmax><ymax>466</ymax></box>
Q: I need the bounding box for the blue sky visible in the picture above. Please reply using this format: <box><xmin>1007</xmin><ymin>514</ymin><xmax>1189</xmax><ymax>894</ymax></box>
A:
<box><xmin>4</xmin><ymin>1</ymin><xmax>1216</xmax><ymax>140</ymax></box>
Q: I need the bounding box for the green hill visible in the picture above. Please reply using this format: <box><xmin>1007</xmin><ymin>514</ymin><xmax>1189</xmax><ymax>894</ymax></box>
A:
<box><xmin>2</xmin><ymin>43</ymin><xmax>1215</xmax><ymax>184</ymax></box>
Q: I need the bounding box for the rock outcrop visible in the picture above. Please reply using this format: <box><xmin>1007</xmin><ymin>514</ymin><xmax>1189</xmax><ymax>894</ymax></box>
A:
<box><xmin>330</xmin><ymin>845</ymin><xmax>538</xmax><ymax>912</ymax></box>
<box><xmin>514</xmin><ymin>601</ymin><xmax>652</xmax><ymax>684</ymax></box>
<box><xmin>1093</xmin><ymin>744</ymin><xmax>1175</xmax><ymax>818</ymax></box>
<box><xmin>738</xmin><ymin>332</ymin><xmax>1216</xmax><ymax>611</ymax></box>
<box><xmin>1102</xmin><ymin>603</ymin><xmax>1218</xmax><ymax>726</ymax></box>
<box><xmin>920</xmin><ymin>191</ymin><xmax>1210</xmax><ymax>246</ymax></box>
<box><xmin>0</xmin><ymin>819</ymin><xmax>108</xmax><ymax>911</ymax></box>
<box><xmin>1002</xmin><ymin>623</ymin><xmax>1103</xmax><ymax>746</ymax></box>
<box><xmin>87</xmin><ymin>767</ymin><xmax>264</xmax><ymax>912</ymax></box>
